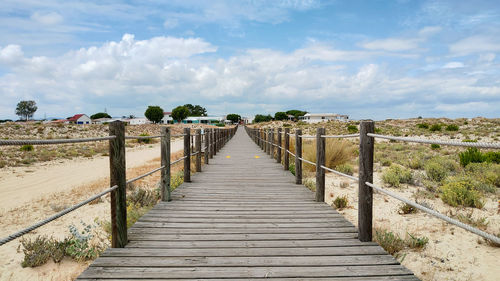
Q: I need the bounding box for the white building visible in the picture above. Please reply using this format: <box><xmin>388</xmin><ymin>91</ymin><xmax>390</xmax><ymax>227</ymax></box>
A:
<box><xmin>68</xmin><ymin>114</ymin><xmax>91</xmax><ymax>124</ymax></box>
<box><xmin>242</xmin><ymin>116</ymin><xmax>255</xmax><ymax>124</ymax></box>
<box><xmin>129</xmin><ymin>117</ymin><xmax>151</xmax><ymax>125</ymax></box>
<box><xmin>299</xmin><ymin>113</ymin><xmax>349</xmax><ymax>123</ymax></box>
<box><xmin>162</xmin><ymin>112</ymin><xmax>173</xmax><ymax>124</ymax></box>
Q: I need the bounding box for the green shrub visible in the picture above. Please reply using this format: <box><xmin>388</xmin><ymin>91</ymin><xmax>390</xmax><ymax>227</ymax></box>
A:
<box><xmin>440</xmin><ymin>180</ymin><xmax>484</xmax><ymax>208</ymax></box>
<box><xmin>137</xmin><ymin>133</ymin><xmax>151</xmax><ymax>144</ymax></box>
<box><xmin>464</xmin><ymin>162</ymin><xmax>500</xmax><ymax>189</ymax></box>
<box><xmin>282</xmin><ymin>123</ymin><xmax>292</xmax><ymax>127</ymax></box>
<box><xmin>382</xmin><ymin>164</ymin><xmax>412</xmax><ymax>187</ymax></box>
<box><xmin>336</xmin><ymin>163</ymin><xmax>354</xmax><ymax>175</ymax></box>
<box><xmin>304</xmin><ymin>178</ymin><xmax>315</xmax><ymax>192</ymax></box>
<box><xmin>20</xmin><ymin>144</ymin><xmax>34</xmax><ymax>152</ymax></box>
<box><xmin>347</xmin><ymin>125</ymin><xmax>358</xmax><ymax>133</ymax></box>
<box><xmin>483</xmin><ymin>151</ymin><xmax>500</xmax><ymax>164</ymax></box>
<box><xmin>215</xmin><ymin>123</ymin><xmax>225</xmax><ymax>127</ymax></box>
<box><xmin>407</xmin><ymin>233</ymin><xmax>429</xmax><ymax>249</ymax></box>
<box><xmin>429</xmin><ymin>124</ymin><xmax>442</xmax><ymax>131</ymax></box>
<box><xmin>417</xmin><ymin>123</ymin><xmax>429</xmax><ymax>129</ymax></box>
<box><xmin>407</xmin><ymin>155</ymin><xmax>424</xmax><ymax>170</ymax></box>
<box><xmin>380</xmin><ymin>158</ymin><xmax>392</xmax><ymax>167</ymax></box>
<box><xmin>446</xmin><ymin>124</ymin><xmax>459</xmax><ymax>131</ymax></box>
<box><xmin>374</xmin><ymin>229</ymin><xmax>405</xmax><ymax>255</ymax></box>
<box><xmin>430</xmin><ymin>144</ymin><xmax>440</xmax><ymax>150</ymax></box>
<box><xmin>20</xmin><ymin>236</ymin><xmax>66</xmax><ymax>267</ymax></box>
<box><xmin>454</xmin><ymin>212</ymin><xmax>488</xmax><ymax>230</ymax></box>
<box><xmin>462</xmin><ymin>139</ymin><xmax>477</xmax><ymax>143</ymax></box>
<box><xmin>128</xmin><ymin>187</ymin><xmax>158</xmax><ymax>207</ymax></box>
<box><xmin>333</xmin><ymin>195</ymin><xmax>348</xmax><ymax>209</ymax></box>
<box><xmin>459</xmin><ymin>147</ymin><xmax>484</xmax><ymax>167</ymax></box>
<box><xmin>399</xmin><ymin>203</ymin><xmax>417</xmax><ymax>214</ymax></box>
<box><xmin>289</xmin><ymin>163</ymin><xmax>295</xmax><ymax>176</ymax></box>
<box><xmin>424</xmin><ymin>157</ymin><xmax>458</xmax><ymax>182</ymax></box>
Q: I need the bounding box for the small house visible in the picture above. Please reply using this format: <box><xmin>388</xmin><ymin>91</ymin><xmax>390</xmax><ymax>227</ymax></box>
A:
<box><xmin>162</xmin><ymin>112</ymin><xmax>173</xmax><ymax>124</ymax></box>
<box><xmin>68</xmin><ymin>114</ymin><xmax>91</xmax><ymax>124</ymax></box>
<box><xmin>129</xmin><ymin>117</ymin><xmax>151</xmax><ymax>125</ymax></box>
<box><xmin>299</xmin><ymin>113</ymin><xmax>349</xmax><ymax>124</ymax></box>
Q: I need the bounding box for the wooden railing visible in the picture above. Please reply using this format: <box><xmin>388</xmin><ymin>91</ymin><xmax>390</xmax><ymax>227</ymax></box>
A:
<box><xmin>0</xmin><ymin>122</ymin><xmax>238</xmax><ymax>247</ymax></box>
<box><xmin>244</xmin><ymin>122</ymin><xmax>500</xmax><ymax>245</ymax></box>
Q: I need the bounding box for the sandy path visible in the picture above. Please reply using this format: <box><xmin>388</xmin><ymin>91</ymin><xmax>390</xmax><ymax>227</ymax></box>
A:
<box><xmin>0</xmin><ymin>140</ymin><xmax>183</xmax><ymax>212</ymax></box>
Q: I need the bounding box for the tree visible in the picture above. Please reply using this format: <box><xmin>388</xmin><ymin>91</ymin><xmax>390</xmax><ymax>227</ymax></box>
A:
<box><xmin>144</xmin><ymin>106</ymin><xmax>164</xmax><ymax>123</ymax></box>
<box><xmin>16</xmin><ymin>100</ymin><xmax>37</xmax><ymax>121</ymax></box>
<box><xmin>171</xmin><ymin>106</ymin><xmax>189</xmax><ymax>122</ymax></box>
<box><xmin>90</xmin><ymin>112</ymin><xmax>111</xmax><ymax>119</ymax></box>
<box><xmin>226</xmin><ymin>114</ymin><xmax>241</xmax><ymax>123</ymax></box>
<box><xmin>254</xmin><ymin>114</ymin><xmax>273</xmax><ymax>123</ymax></box>
<box><xmin>274</xmin><ymin>112</ymin><xmax>287</xmax><ymax>121</ymax></box>
<box><xmin>184</xmin><ymin>104</ymin><xmax>207</xmax><ymax>116</ymax></box>
<box><xmin>286</xmin><ymin>110</ymin><xmax>307</xmax><ymax>121</ymax></box>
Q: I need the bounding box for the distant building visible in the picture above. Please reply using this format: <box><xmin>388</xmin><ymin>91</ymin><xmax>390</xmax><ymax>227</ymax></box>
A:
<box><xmin>242</xmin><ymin>116</ymin><xmax>255</xmax><ymax>124</ymax></box>
<box><xmin>92</xmin><ymin>118</ymin><xmax>112</xmax><ymax>124</ymax></box>
<box><xmin>67</xmin><ymin>114</ymin><xmax>91</xmax><ymax>124</ymax></box>
<box><xmin>183</xmin><ymin>116</ymin><xmax>224</xmax><ymax>124</ymax></box>
<box><xmin>162</xmin><ymin>112</ymin><xmax>173</xmax><ymax>124</ymax></box>
<box><xmin>128</xmin><ymin>117</ymin><xmax>151</xmax><ymax>125</ymax></box>
<box><xmin>299</xmin><ymin>113</ymin><xmax>349</xmax><ymax>123</ymax></box>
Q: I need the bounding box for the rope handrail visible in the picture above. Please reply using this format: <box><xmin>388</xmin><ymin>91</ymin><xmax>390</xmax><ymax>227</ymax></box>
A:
<box><xmin>125</xmin><ymin>135</ymin><xmax>163</xmax><ymax>140</ymax></box>
<box><xmin>0</xmin><ymin>185</ymin><xmax>118</xmax><ymax>246</ymax></box>
<box><xmin>367</xmin><ymin>133</ymin><xmax>500</xmax><ymax>149</ymax></box>
<box><xmin>321</xmin><ymin>165</ymin><xmax>358</xmax><ymax>181</ymax></box>
<box><xmin>171</xmin><ymin>134</ymin><xmax>187</xmax><ymax>137</ymax></box>
<box><xmin>171</xmin><ymin>156</ymin><xmax>187</xmax><ymax>165</ymax></box>
<box><xmin>322</xmin><ymin>133</ymin><xmax>360</xmax><ymax>139</ymax></box>
<box><xmin>0</xmin><ymin>136</ymin><xmax>116</xmax><ymax>146</ymax></box>
<box><xmin>366</xmin><ymin>182</ymin><xmax>500</xmax><ymax>245</ymax></box>
<box><xmin>299</xmin><ymin>135</ymin><xmax>316</xmax><ymax>139</ymax></box>
<box><xmin>287</xmin><ymin>150</ymin><xmax>296</xmax><ymax>157</ymax></box>
<box><xmin>298</xmin><ymin>157</ymin><xmax>316</xmax><ymax>166</ymax></box>
<box><xmin>126</xmin><ymin>166</ymin><xmax>165</xmax><ymax>184</ymax></box>
<box><xmin>190</xmin><ymin>152</ymin><xmax>199</xmax><ymax>156</ymax></box>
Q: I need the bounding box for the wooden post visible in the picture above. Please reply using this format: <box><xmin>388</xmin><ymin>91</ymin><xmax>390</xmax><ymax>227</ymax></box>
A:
<box><xmin>358</xmin><ymin>120</ymin><xmax>374</xmax><ymax>242</ymax></box>
<box><xmin>270</xmin><ymin>129</ymin><xmax>274</xmax><ymax>159</ymax></box>
<box><xmin>161</xmin><ymin>127</ymin><xmax>171</xmax><ymax>202</ymax></box>
<box><xmin>315</xmin><ymin>128</ymin><xmax>326</xmax><ymax>202</ymax></box>
<box><xmin>277</xmin><ymin>128</ymin><xmax>282</xmax><ymax>164</ymax></box>
<box><xmin>295</xmin><ymin>129</ymin><xmax>302</xmax><ymax>185</ymax></box>
<box><xmin>204</xmin><ymin>129</ymin><xmax>209</xmax><ymax>164</ymax></box>
<box><xmin>196</xmin><ymin>129</ymin><xmax>202</xmax><ymax>172</ymax></box>
<box><xmin>267</xmin><ymin>129</ymin><xmax>271</xmax><ymax>155</ymax></box>
<box><xmin>212</xmin><ymin>129</ymin><xmax>216</xmax><ymax>156</ymax></box>
<box><xmin>284</xmin><ymin>128</ymin><xmax>290</xmax><ymax>171</ymax></box>
<box><xmin>213</xmin><ymin>129</ymin><xmax>217</xmax><ymax>156</ymax></box>
<box><xmin>260</xmin><ymin>129</ymin><xmax>264</xmax><ymax>150</ymax></box>
<box><xmin>184</xmin><ymin>128</ymin><xmax>191</xmax><ymax>182</ymax></box>
<box><xmin>263</xmin><ymin>129</ymin><xmax>267</xmax><ymax>153</ymax></box>
<box><xmin>109</xmin><ymin>121</ymin><xmax>127</xmax><ymax>248</ymax></box>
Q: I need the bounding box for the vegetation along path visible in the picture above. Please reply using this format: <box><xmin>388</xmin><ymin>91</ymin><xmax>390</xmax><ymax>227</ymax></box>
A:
<box><xmin>78</xmin><ymin>128</ymin><xmax>418</xmax><ymax>280</ymax></box>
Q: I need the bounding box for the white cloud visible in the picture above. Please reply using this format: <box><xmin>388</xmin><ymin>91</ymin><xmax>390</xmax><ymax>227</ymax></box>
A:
<box><xmin>450</xmin><ymin>35</ymin><xmax>500</xmax><ymax>56</ymax></box>
<box><xmin>0</xmin><ymin>44</ymin><xmax>24</xmax><ymax>64</ymax></box>
<box><xmin>30</xmin><ymin>11</ymin><xmax>63</xmax><ymax>25</ymax></box>
<box><xmin>360</xmin><ymin>26</ymin><xmax>441</xmax><ymax>52</ymax></box>
<box><xmin>443</xmin><ymin>62</ymin><xmax>464</xmax><ymax>69</ymax></box>
<box><xmin>163</xmin><ymin>18</ymin><xmax>178</xmax><ymax>29</ymax></box>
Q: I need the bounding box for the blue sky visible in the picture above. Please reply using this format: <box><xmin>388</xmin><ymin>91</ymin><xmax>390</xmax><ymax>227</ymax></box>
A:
<box><xmin>1</xmin><ymin>0</ymin><xmax>499</xmax><ymax>120</ymax></box>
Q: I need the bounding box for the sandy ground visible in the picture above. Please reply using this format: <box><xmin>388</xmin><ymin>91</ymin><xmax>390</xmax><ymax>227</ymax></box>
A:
<box><xmin>323</xmin><ymin>172</ymin><xmax>500</xmax><ymax>281</ymax></box>
<box><xmin>0</xmin><ymin>140</ymin><xmax>182</xmax><ymax>212</ymax></box>
<box><xmin>0</xmin><ymin>140</ymin><xmax>183</xmax><ymax>281</ymax></box>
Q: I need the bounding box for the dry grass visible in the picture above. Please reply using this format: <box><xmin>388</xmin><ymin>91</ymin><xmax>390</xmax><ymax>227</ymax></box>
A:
<box><xmin>302</xmin><ymin>139</ymin><xmax>356</xmax><ymax>172</ymax></box>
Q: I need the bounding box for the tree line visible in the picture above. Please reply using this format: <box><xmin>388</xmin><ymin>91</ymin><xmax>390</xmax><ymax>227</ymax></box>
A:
<box><xmin>254</xmin><ymin>110</ymin><xmax>307</xmax><ymax>123</ymax></box>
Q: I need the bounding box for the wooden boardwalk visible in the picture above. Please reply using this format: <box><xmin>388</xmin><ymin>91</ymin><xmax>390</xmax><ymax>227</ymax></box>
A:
<box><xmin>78</xmin><ymin>128</ymin><xmax>418</xmax><ymax>280</ymax></box>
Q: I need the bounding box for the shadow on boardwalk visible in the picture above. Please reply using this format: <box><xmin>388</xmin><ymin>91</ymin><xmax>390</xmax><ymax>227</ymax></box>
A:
<box><xmin>78</xmin><ymin>128</ymin><xmax>418</xmax><ymax>280</ymax></box>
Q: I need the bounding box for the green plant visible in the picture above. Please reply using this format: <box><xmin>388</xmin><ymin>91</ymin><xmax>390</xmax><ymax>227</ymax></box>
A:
<box><xmin>429</xmin><ymin>124</ymin><xmax>442</xmax><ymax>132</ymax></box>
<box><xmin>336</xmin><ymin>163</ymin><xmax>354</xmax><ymax>175</ymax></box>
<box><xmin>215</xmin><ymin>123</ymin><xmax>225</xmax><ymax>127</ymax></box>
<box><xmin>304</xmin><ymin>178</ymin><xmax>315</xmax><ymax>192</ymax></box>
<box><xmin>459</xmin><ymin>147</ymin><xmax>484</xmax><ymax>167</ymax></box>
<box><xmin>20</xmin><ymin>144</ymin><xmax>34</xmax><ymax>152</ymax></box>
<box><xmin>417</xmin><ymin>123</ymin><xmax>429</xmax><ymax>129</ymax></box>
<box><xmin>483</xmin><ymin>151</ymin><xmax>500</xmax><ymax>164</ymax></box>
<box><xmin>399</xmin><ymin>203</ymin><xmax>417</xmax><ymax>214</ymax></box>
<box><xmin>446</xmin><ymin>124</ymin><xmax>459</xmax><ymax>131</ymax></box>
<box><xmin>128</xmin><ymin>186</ymin><xmax>159</xmax><ymax>207</ymax></box>
<box><xmin>382</xmin><ymin>164</ymin><xmax>412</xmax><ymax>187</ymax></box>
<box><xmin>333</xmin><ymin>195</ymin><xmax>348</xmax><ymax>209</ymax></box>
<box><xmin>170</xmin><ymin>171</ymin><xmax>184</xmax><ymax>190</ymax></box>
<box><xmin>424</xmin><ymin>157</ymin><xmax>458</xmax><ymax>182</ymax></box>
<box><xmin>407</xmin><ymin>233</ymin><xmax>429</xmax><ymax>249</ymax></box>
<box><xmin>19</xmin><ymin>236</ymin><xmax>66</xmax><ymax>267</ymax></box>
<box><xmin>380</xmin><ymin>158</ymin><xmax>392</xmax><ymax>167</ymax></box>
<box><xmin>347</xmin><ymin>125</ymin><xmax>358</xmax><ymax>133</ymax></box>
<box><xmin>137</xmin><ymin>133</ymin><xmax>151</xmax><ymax>144</ymax></box>
<box><xmin>454</xmin><ymin>212</ymin><xmax>488</xmax><ymax>230</ymax></box>
<box><xmin>289</xmin><ymin>163</ymin><xmax>296</xmax><ymax>176</ymax></box>
<box><xmin>374</xmin><ymin>229</ymin><xmax>405</xmax><ymax>255</ymax></box>
<box><xmin>430</xmin><ymin>144</ymin><xmax>440</xmax><ymax>150</ymax></box>
<box><xmin>462</xmin><ymin>139</ymin><xmax>477</xmax><ymax>143</ymax></box>
<box><xmin>440</xmin><ymin>180</ymin><xmax>484</xmax><ymax>208</ymax></box>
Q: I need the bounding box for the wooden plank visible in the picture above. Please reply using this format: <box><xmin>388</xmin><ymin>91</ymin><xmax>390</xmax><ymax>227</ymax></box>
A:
<box><xmin>79</xmin><ymin>277</ymin><xmax>419</xmax><ymax>281</ymax></box>
<box><xmin>90</xmin><ymin>255</ymin><xmax>399</xmax><ymax>267</ymax></box>
<box><xmin>127</xmin><ymin>227</ymin><xmax>358</xmax><ymax>235</ymax></box>
<box><xmin>80</xmin><ymin>265</ymin><xmax>413</xmax><ymax>279</ymax></box>
<box><xmin>132</xmin><ymin>222</ymin><xmax>355</xmax><ymax>228</ymax></box>
<box><xmin>126</xmin><ymin>239</ymin><xmax>378</xmax><ymax>248</ymax></box>
<box><xmin>127</xmin><ymin>233</ymin><xmax>358</xmax><ymax>241</ymax></box>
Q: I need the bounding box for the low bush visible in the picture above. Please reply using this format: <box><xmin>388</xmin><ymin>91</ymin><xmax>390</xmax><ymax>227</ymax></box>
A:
<box><xmin>407</xmin><ymin>155</ymin><xmax>424</xmax><ymax>170</ymax></box>
<box><xmin>429</xmin><ymin>124</ymin><xmax>442</xmax><ymax>131</ymax></box>
<box><xmin>459</xmin><ymin>147</ymin><xmax>484</xmax><ymax>167</ymax></box>
<box><xmin>399</xmin><ymin>203</ymin><xmax>417</xmax><ymax>214</ymax></box>
<box><xmin>336</xmin><ymin>163</ymin><xmax>354</xmax><ymax>175</ymax></box>
<box><xmin>407</xmin><ymin>233</ymin><xmax>429</xmax><ymax>249</ymax></box>
<box><xmin>289</xmin><ymin>163</ymin><xmax>295</xmax><ymax>176</ymax></box>
<box><xmin>453</xmin><ymin>212</ymin><xmax>488</xmax><ymax>230</ymax></box>
<box><xmin>440</xmin><ymin>180</ymin><xmax>484</xmax><ymax>208</ymax></box>
<box><xmin>382</xmin><ymin>164</ymin><xmax>412</xmax><ymax>187</ymax></box>
<box><xmin>374</xmin><ymin>229</ymin><xmax>405</xmax><ymax>255</ymax></box>
<box><xmin>20</xmin><ymin>144</ymin><xmax>34</xmax><ymax>152</ymax></box>
<box><xmin>417</xmin><ymin>123</ymin><xmax>429</xmax><ymax>129</ymax></box>
<box><xmin>304</xmin><ymin>178</ymin><xmax>316</xmax><ymax>192</ymax></box>
<box><xmin>446</xmin><ymin>124</ymin><xmax>459</xmax><ymax>131</ymax></box>
<box><xmin>137</xmin><ymin>133</ymin><xmax>151</xmax><ymax>144</ymax></box>
<box><xmin>20</xmin><ymin>236</ymin><xmax>66</xmax><ymax>267</ymax></box>
<box><xmin>333</xmin><ymin>195</ymin><xmax>348</xmax><ymax>209</ymax></box>
<box><xmin>424</xmin><ymin>157</ymin><xmax>458</xmax><ymax>182</ymax></box>
<box><xmin>465</xmin><ymin>162</ymin><xmax>500</xmax><ymax>189</ymax></box>
<box><xmin>347</xmin><ymin>125</ymin><xmax>358</xmax><ymax>133</ymax></box>
<box><xmin>302</xmin><ymin>140</ymin><xmax>355</xmax><ymax>172</ymax></box>
<box><xmin>430</xmin><ymin>144</ymin><xmax>440</xmax><ymax>150</ymax></box>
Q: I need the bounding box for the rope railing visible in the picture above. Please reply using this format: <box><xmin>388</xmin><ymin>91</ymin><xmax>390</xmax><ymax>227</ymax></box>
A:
<box><xmin>0</xmin><ymin>185</ymin><xmax>118</xmax><ymax>246</ymax></box>
<box><xmin>367</xmin><ymin>133</ymin><xmax>500</xmax><ymax>149</ymax></box>
<box><xmin>322</xmin><ymin>133</ymin><xmax>360</xmax><ymax>139</ymax></box>
<box><xmin>126</xmin><ymin>166</ymin><xmax>165</xmax><ymax>184</ymax></box>
<box><xmin>0</xmin><ymin>136</ymin><xmax>116</xmax><ymax>146</ymax></box>
<box><xmin>299</xmin><ymin>135</ymin><xmax>316</xmax><ymax>139</ymax></box>
<box><xmin>321</xmin><ymin>165</ymin><xmax>358</xmax><ymax>181</ymax></box>
<box><xmin>287</xmin><ymin>150</ymin><xmax>296</xmax><ymax>157</ymax></box>
<box><xmin>366</xmin><ymin>182</ymin><xmax>500</xmax><ymax>245</ymax></box>
<box><xmin>171</xmin><ymin>156</ymin><xmax>187</xmax><ymax>165</ymax></box>
<box><xmin>125</xmin><ymin>135</ymin><xmax>163</xmax><ymax>140</ymax></box>
<box><xmin>298</xmin><ymin>157</ymin><xmax>316</xmax><ymax>166</ymax></box>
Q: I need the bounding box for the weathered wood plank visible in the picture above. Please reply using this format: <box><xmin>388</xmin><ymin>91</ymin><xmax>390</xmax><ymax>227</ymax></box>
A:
<box><xmin>125</xmin><ymin>239</ymin><xmax>378</xmax><ymax>248</ymax></box>
<box><xmin>127</xmin><ymin>232</ymin><xmax>358</xmax><ymax>241</ymax></box>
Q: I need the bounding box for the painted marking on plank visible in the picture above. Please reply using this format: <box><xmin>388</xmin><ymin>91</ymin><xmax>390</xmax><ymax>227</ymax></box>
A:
<box><xmin>226</xmin><ymin>155</ymin><xmax>231</xmax><ymax>158</ymax></box>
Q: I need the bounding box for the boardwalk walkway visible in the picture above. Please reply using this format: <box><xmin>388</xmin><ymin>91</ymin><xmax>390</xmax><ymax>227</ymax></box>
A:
<box><xmin>78</xmin><ymin>128</ymin><xmax>417</xmax><ymax>280</ymax></box>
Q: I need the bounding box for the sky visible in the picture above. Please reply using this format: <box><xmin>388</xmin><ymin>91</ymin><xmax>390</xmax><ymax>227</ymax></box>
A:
<box><xmin>0</xmin><ymin>0</ymin><xmax>499</xmax><ymax>120</ymax></box>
